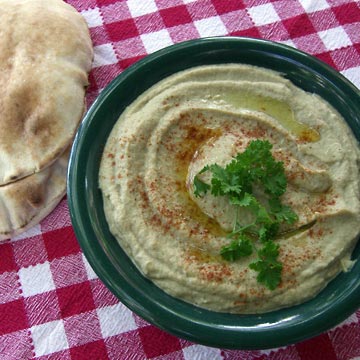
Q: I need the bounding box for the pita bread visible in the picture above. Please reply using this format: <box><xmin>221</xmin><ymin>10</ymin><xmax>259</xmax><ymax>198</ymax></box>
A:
<box><xmin>0</xmin><ymin>148</ymin><xmax>69</xmax><ymax>241</ymax></box>
<box><xmin>0</xmin><ymin>0</ymin><xmax>93</xmax><ymax>185</ymax></box>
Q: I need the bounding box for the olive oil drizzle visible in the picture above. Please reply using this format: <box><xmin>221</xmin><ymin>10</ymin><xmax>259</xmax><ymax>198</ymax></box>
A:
<box><xmin>222</xmin><ymin>92</ymin><xmax>320</xmax><ymax>142</ymax></box>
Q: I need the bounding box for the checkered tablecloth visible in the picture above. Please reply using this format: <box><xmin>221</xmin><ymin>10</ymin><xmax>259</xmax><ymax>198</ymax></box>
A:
<box><xmin>1</xmin><ymin>0</ymin><xmax>360</xmax><ymax>359</ymax></box>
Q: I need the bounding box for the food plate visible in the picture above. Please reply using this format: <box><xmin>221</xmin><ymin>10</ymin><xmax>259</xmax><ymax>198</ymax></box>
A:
<box><xmin>67</xmin><ymin>37</ymin><xmax>360</xmax><ymax>349</ymax></box>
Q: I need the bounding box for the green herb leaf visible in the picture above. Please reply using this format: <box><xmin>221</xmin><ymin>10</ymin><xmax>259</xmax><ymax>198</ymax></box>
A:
<box><xmin>262</xmin><ymin>161</ymin><xmax>287</xmax><ymax>197</ymax></box>
<box><xmin>220</xmin><ymin>236</ymin><xmax>253</xmax><ymax>261</ymax></box>
<box><xmin>258</xmin><ymin>222</ymin><xmax>280</xmax><ymax>242</ymax></box>
<box><xmin>206</xmin><ymin>164</ymin><xmax>242</xmax><ymax>197</ymax></box>
<box><xmin>231</xmin><ymin>192</ymin><xmax>256</xmax><ymax>207</ymax></box>
<box><xmin>193</xmin><ymin>175</ymin><xmax>210</xmax><ymax>197</ymax></box>
<box><xmin>249</xmin><ymin>241</ymin><xmax>282</xmax><ymax>290</ymax></box>
<box><xmin>192</xmin><ymin>139</ymin><xmax>297</xmax><ymax>290</ymax></box>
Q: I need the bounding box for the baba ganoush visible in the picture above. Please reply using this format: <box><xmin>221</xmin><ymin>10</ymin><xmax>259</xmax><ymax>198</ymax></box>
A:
<box><xmin>99</xmin><ymin>64</ymin><xmax>360</xmax><ymax>313</ymax></box>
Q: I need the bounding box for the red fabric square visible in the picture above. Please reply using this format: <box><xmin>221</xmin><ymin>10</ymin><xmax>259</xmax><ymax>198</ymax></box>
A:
<box><xmin>243</xmin><ymin>0</ymin><xmax>275</xmax><ymax>6</ymax></box>
<box><xmin>168</xmin><ymin>23</ymin><xmax>199</xmax><ymax>43</ymax></box>
<box><xmin>330</xmin><ymin>322</ymin><xmax>360</xmax><ymax>359</ymax></box>
<box><xmin>0</xmin><ymin>242</ymin><xmax>17</xmax><ymax>273</ymax></box>
<box><xmin>344</xmin><ymin>23</ymin><xmax>360</xmax><ymax>45</ymax></box>
<box><xmin>138</xmin><ymin>325</ymin><xmax>182</xmax><ymax>358</ymax></box>
<box><xmin>308</xmin><ymin>9</ymin><xmax>339</xmax><ymax>32</ymax></box>
<box><xmin>134</xmin><ymin>12</ymin><xmax>166</xmax><ymax>33</ymax></box>
<box><xmin>65</xmin><ymin>0</ymin><xmax>97</xmax><ymax>11</ymax></box>
<box><xmin>90</xmin><ymin>63</ymin><xmax>122</xmax><ymax>91</ymax></box>
<box><xmin>63</xmin><ymin>311</ymin><xmax>102</xmax><ymax>347</ymax></box>
<box><xmin>119</xmin><ymin>56</ymin><xmax>145</xmax><ymax>70</ymax></box>
<box><xmin>40</xmin><ymin>199</ymin><xmax>71</xmax><ymax>233</ymax></box>
<box><xmin>295</xmin><ymin>333</ymin><xmax>337</xmax><ymax>360</ymax></box>
<box><xmin>258</xmin><ymin>347</ymin><xmax>309</xmax><ymax>360</ymax></box>
<box><xmin>104</xmin><ymin>332</ymin><xmax>145</xmax><ymax>360</ymax></box>
<box><xmin>57</xmin><ymin>282</ymin><xmax>95</xmax><ymax>318</ymax></box>
<box><xmin>273</xmin><ymin>0</ymin><xmax>305</xmax><ymax>19</ymax></box>
<box><xmin>43</xmin><ymin>226</ymin><xmax>80</xmax><ymax>261</ymax></box>
<box><xmin>96</xmin><ymin>0</ymin><xmax>118</xmax><ymax>6</ymax></box>
<box><xmin>12</xmin><ymin>235</ymin><xmax>47</xmax><ymax>268</ymax></box>
<box><xmin>106</xmin><ymin>19</ymin><xmax>139</xmax><ymax>42</ymax></box>
<box><xmin>316</xmin><ymin>51</ymin><xmax>337</xmax><ymax>69</ymax></box>
<box><xmin>229</xmin><ymin>27</ymin><xmax>261</xmax><ymax>38</ymax></box>
<box><xmin>327</xmin><ymin>0</ymin><xmax>356</xmax><ymax>5</ymax></box>
<box><xmin>36</xmin><ymin>349</ymin><xmax>72</xmax><ymax>360</ymax></box>
<box><xmin>86</xmin><ymin>71</ymin><xmax>98</xmax><ymax>94</ymax></box>
<box><xmin>101</xmin><ymin>2</ymin><xmax>132</xmax><ymax>24</ymax></box>
<box><xmin>220</xmin><ymin>9</ymin><xmax>254</xmax><ymax>33</ymax></box>
<box><xmin>330</xmin><ymin>46</ymin><xmax>360</xmax><ymax>71</ymax></box>
<box><xmin>0</xmin><ymin>271</ymin><xmax>21</xmax><ymax>304</ymax></box>
<box><xmin>156</xmin><ymin>0</ymin><xmax>183</xmax><ymax>9</ymax></box>
<box><xmin>333</xmin><ymin>3</ymin><xmax>360</xmax><ymax>24</ymax></box>
<box><xmin>51</xmin><ymin>253</ymin><xmax>88</xmax><ymax>288</ymax></box>
<box><xmin>282</xmin><ymin>13</ymin><xmax>317</xmax><ymax>38</ymax></box>
<box><xmin>160</xmin><ymin>5</ymin><xmax>192</xmax><ymax>27</ymax></box>
<box><xmin>86</xmin><ymin>90</ymin><xmax>101</xmax><ymax>109</ymax></box>
<box><xmin>211</xmin><ymin>0</ymin><xmax>245</xmax><ymax>14</ymax></box>
<box><xmin>0</xmin><ymin>329</ymin><xmax>34</xmax><ymax>360</ymax></box>
<box><xmin>24</xmin><ymin>291</ymin><xmax>61</xmax><ymax>326</ymax></box>
<box><xmin>292</xmin><ymin>33</ymin><xmax>327</xmax><ymax>55</ymax></box>
<box><xmin>186</xmin><ymin>0</ymin><xmax>218</xmax><ymax>21</ymax></box>
<box><xmin>0</xmin><ymin>299</ymin><xmax>29</xmax><ymax>335</ymax></box>
<box><xmin>113</xmin><ymin>37</ymin><xmax>147</xmax><ymax>60</ymax></box>
<box><xmin>70</xmin><ymin>340</ymin><xmax>109</xmax><ymax>360</ymax></box>
<box><xmin>133</xmin><ymin>313</ymin><xmax>150</xmax><ymax>328</ymax></box>
<box><xmin>89</xmin><ymin>25</ymin><xmax>111</xmax><ymax>46</ymax></box>
<box><xmin>222</xmin><ymin>349</ymin><xmax>262</xmax><ymax>359</ymax></box>
<box><xmin>90</xmin><ymin>279</ymin><xmax>119</xmax><ymax>308</ymax></box>
<box><xmin>258</xmin><ymin>22</ymin><xmax>289</xmax><ymax>41</ymax></box>
<box><xmin>251</xmin><ymin>345</ymin><xmax>300</xmax><ymax>360</ymax></box>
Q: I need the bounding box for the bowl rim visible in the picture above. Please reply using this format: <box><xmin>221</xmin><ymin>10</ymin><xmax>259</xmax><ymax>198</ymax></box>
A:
<box><xmin>67</xmin><ymin>36</ymin><xmax>360</xmax><ymax>350</ymax></box>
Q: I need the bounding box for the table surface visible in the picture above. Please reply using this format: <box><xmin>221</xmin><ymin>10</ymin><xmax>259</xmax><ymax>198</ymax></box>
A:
<box><xmin>1</xmin><ymin>1</ymin><xmax>360</xmax><ymax>359</ymax></box>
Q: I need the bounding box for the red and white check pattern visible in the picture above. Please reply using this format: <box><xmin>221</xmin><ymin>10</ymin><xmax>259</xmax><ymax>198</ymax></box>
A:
<box><xmin>1</xmin><ymin>1</ymin><xmax>360</xmax><ymax>359</ymax></box>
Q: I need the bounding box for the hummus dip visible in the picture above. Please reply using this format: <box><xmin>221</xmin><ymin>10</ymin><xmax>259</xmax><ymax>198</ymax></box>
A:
<box><xmin>99</xmin><ymin>64</ymin><xmax>360</xmax><ymax>314</ymax></box>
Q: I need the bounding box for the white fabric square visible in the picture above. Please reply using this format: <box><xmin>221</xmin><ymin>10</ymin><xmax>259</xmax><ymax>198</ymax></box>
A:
<box><xmin>81</xmin><ymin>8</ymin><xmax>103</xmax><ymax>28</ymax></box>
<box><xmin>183</xmin><ymin>0</ymin><xmax>198</xmax><ymax>3</ymax></box>
<box><xmin>97</xmin><ymin>303</ymin><xmax>137</xmax><ymax>338</ymax></box>
<box><xmin>298</xmin><ymin>0</ymin><xmax>329</xmax><ymax>13</ymax></box>
<box><xmin>279</xmin><ymin>39</ymin><xmax>296</xmax><ymax>48</ymax></box>
<box><xmin>18</xmin><ymin>262</ymin><xmax>55</xmax><ymax>297</ymax></box>
<box><xmin>82</xmin><ymin>254</ymin><xmax>98</xmax><ymax>280</ymax></box>
<box><xmin>127</xmin><ymin>0</ymin><xmax>158</xmax><ymax>17</ymax></box>
<box><xmin>194</xmin><ymin>16</ymin><xmax>228</xmax><ymax>37</ymax></box>
<box><xmin>92</xmin><ymin>44</ymin><xmax>118</xmax><ymax>68</ymax></box>
<box><xmin>341</xmin><ymin>66</ymin><xmax>360</xmax><ymax>89</ymax></box>
<box><xmin>141</xmin><ymin>29</ymin><xmax>173</xmax><ymax>53</ymax></box>
<box><xmin>183</xmin><ymin>345</ymin><xmax>222</xmax><ymax>360</ymax></box>
<box><xmin>318</xmin><ymin>26</ymin><xmax>352</xmax><ymax>51</ymax></box>
<box><xmin>248</xmin><ymin>3</ymin><xmax>281</xmax><ymax>26</ymax></box>
<box><xmin>11</xmin><ymin>224</ymin><xmax>42</xmax><ymax>241</ymax></box>
<box><xmin>31</xmin><ymin>320</ymin><xmax>69</xmax><ymax>357</ymax></box>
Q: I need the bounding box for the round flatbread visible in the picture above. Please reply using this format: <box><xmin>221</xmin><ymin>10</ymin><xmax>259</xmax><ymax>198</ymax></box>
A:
<box><xmin>0</xmin><ymin>0</ymin><xmax>93</xmax><ymax>185</ymax></box>
<box><xmin>0</xmin><ymin>149</ymin><xmax>69</xmax><ymax>241</ymax></box>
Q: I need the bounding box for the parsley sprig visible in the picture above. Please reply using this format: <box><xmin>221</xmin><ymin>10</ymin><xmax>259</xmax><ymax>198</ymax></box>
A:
<box><xmin>193</xmin><ymin>139</ymin><xmax>298</xmax><ymax>290</ymax></box>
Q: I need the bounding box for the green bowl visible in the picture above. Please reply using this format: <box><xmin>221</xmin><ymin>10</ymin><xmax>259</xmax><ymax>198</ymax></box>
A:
<box><xmin>67</xmin><ymin>37</ymin><xmax>360</xmax><ymax>350</ymax></box>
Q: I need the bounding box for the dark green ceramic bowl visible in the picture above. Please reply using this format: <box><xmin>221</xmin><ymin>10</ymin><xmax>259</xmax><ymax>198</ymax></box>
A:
<box><xmin>67</xmin><ymin>37</ymin><xmax>360</xmax><ymax>350</ymax></box>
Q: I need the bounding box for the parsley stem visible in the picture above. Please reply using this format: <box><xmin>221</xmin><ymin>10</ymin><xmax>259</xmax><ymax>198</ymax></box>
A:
<box><xmin>275</xmin><ymin>219</ymin><xmax>316</xmax><ymax>239</ymax></box>
<box><xmin>232</xmin><ymin>207</ymin><xmax>239</xmax><ymax>232</ymax></box>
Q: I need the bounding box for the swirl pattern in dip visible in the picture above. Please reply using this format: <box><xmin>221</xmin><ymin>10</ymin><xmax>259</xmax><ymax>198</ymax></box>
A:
<box><xmin>99</xmin><ymin>64</ymin><xmax>360</xmax><ymax>313</ymax></box>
